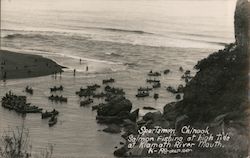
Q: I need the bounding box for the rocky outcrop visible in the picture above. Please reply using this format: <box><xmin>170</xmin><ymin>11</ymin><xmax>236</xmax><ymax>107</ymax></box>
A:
<box><xmin>103</xmin><ymin>124</ymin><xmax>121</xmax><ymax>133</ymax></box>
<box><xmin>96</xmin><ymin>95</ymin><xmax>134</xmax><ymax>124</ymax></box>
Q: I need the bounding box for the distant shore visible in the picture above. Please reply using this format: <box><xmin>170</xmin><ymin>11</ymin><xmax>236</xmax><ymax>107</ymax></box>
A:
<box><xmin>0</xmin><ymin>49</ymin><xmax>64</xmax><ymax>80</ymax></box>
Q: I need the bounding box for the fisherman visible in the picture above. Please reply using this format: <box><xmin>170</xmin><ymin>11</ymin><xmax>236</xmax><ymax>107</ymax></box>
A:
<box><xmin>3</xmin><ymin>71</ymin><xmax>7</xmax><ymax>81</ymax></box>
<box><xmin>179</xmin><ymin>66</ymin><xmax>184</xmax><ymax>72</ymax></box>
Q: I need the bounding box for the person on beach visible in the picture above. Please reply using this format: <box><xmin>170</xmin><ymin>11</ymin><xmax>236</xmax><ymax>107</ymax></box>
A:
<box><xmin>3</xmin><ymin>71</ymin><xmax>7</xmax><ymax>82</ymax></box>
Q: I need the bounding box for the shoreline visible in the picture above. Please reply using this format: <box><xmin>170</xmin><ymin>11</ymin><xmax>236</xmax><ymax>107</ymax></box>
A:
<box><xmin>0</xmin><ymin>49</ymin><xmax>65</xmax><ymax>80</ymax></box>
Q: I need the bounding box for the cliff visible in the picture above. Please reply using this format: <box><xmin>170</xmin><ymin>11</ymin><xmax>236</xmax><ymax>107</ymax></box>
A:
<box><xmin>167</xmin><ymin>0</ymin><xmax>249</xmax><ymax>130</ymax></box>
<box><xmin>235</xmin><ymin>0</ymin><xmax>250</xmax><ymax>48</ymax></box>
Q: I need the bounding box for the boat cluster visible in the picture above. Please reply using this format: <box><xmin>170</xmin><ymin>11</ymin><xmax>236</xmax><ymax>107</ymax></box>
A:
<box><xmin>135</xmin><ymin>70</ymin><xmax>164</xmax><ymax>98</ymax></box>
<box><xmin>2</xmin><ymin>68</ymin><xmax>193</xmax><ymax>128</ymax></box>
<box><xmin>76</xmin><ymin>84</ymin><xmax>101</xmax><ymax>97</ymax></box>
<box><xmin>1</xmin><ymin>86</ymin><xmax>62</xmax><ymax>127</ymax></box>
<box><xmin>135</xmin><ymin>67</ymin><xmax>192</xmax><ymax>101</ymax></box>
<box><xmin>49</xmin><ymin>85</ymin><xmax>67</xmax><ymax>103</ymax></box>
<box><xmin>76</xmin><ymin>78</ymin><xmax>127</xmax><ymax>107</ymax></box>
<box><xmin>1</xmin><ymin>91</ymin><xmax>42</xmax><ymax>114</ymax></box>
<box><xmin>41</xmin><ymin>109</ymin><xmax>59</xmax><ymax>127</ymax></box>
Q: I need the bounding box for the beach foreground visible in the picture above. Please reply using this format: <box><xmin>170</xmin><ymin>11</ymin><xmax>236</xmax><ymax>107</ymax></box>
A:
<box><xmin>0</xmin><ymin>50</ymin><xmax>64</xmax><ymax>80</ymax></box>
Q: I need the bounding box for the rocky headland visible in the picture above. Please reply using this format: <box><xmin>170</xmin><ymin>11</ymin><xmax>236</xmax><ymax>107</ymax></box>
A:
<box><xmin>113</xmin><ymin>0</ymin><xmax>250</xmax><ymax>157</ymax></box>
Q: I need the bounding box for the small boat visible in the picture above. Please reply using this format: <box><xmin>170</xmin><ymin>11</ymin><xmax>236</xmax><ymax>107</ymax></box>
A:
<box><xmin>41</xmin><ymin>109</ymin><xmax>59</xmax><ymax>119</ymax></box>
<box><xmin>14</xmin><ymin>105</ymin><xmax>42</xmax><ymax>114</ymax></box>
<box><xmin>166</xmin><ymin>86</ymin><xmax>178</xmax><ymax>94</ymax></box>
<box><xmin>48</xmin><ymin>95</ymin><xmax>67</xmax><ymax>103</ymax></box>
<box><xmin>80</xmin><ymin>98</ymin><xmax>94</xmax><ymax>106</ymax></box>
<box><xmin>93</xmin><ymin>92</ymin><xmax>106</xmax><ymax>98</ymax></box>
<box><xmin>76</xmin><ymin>88</ymin><xmax>94</xmax><ymax>97</ymax></box>
<box><xmin>148</xmin><ymin>71</ymin><xmax>161</xmax><ymax>76</ymax></box>
<box><xmin>48</xmin><ymin>115</ymin><xmax>57</xmax><ymax>127</ymax></box>
<box><xmin>163</xmin><ymin>69</ymin><xmax>170</xmax><ymax>74</ymax></box>
<box><xmin>87</xmin><ymin>84</ymin><xmax>101</xmax><ymax>91</ymax></box>
<box><xmin>25</xmin><ymin>86</ymin><xmax>33</xmax><ymax>95</ymax></box>
<box><xmin>153</xmin><ymin>93</ymin><xmax>159</xmax><ymax>100</ymax></box>
<box><xmin>23</xmin><ymin>108</ymin><xmax>43</xmax><ymax>113</ymax></box>
<box><xmin>153</xmin><ymin>82</ymin><xmax>161</xmax><ymax>88</ymax></box>
<box><xmin>105</xmin><ymin>86</ymin><xmax>125</xmax><ymax>95</ymax></box>
<box><xmin>177</xmin><ymin>84</ymin><xmax>184</xmax><ymax>93</ymax></box>
<box><xmin>176</xmin><ymin>94</ymin><xmax>181</xmax><ymax>100</ymax></box>
<box><xmin>102</xmin><ymin>78</ymin><xmax>115</xmax><ymax>84</ymax></box>
<box><xmin>136</xmin><ymin>91</ymin><xmax>149</xmax><ymax>98</ymax></box>
<box><xmin>138</xmin><ymin>87</ymin><xmax>152</xmax><ymax>92</ymax></box>
<box><xmin>143</xmin><ymin>106</ymin><xmax>156</xmax><ymax>110</ymax></box>
<box><xmin>50</xmin><ymin>85</ymin><xmax>63</xmax><ymax>92</ymax></box>
<box><xmin>146</xmin><ymin>79</ymin><xmax>160</xmax><ymax>83</ymax></box>
<box><xmin>179</xmin><ymin>66</ymin><xmax>184</xmax><ymax>72</ymax></box>
<box><xmin>42</xmin><ymin>111</ymin><xmax>52</xmax><ymax>119</ymax></box>
<box><xmin>92</xmin><ymin>103</ymin><xmax>105</xmax><ymax>111</ymax></box>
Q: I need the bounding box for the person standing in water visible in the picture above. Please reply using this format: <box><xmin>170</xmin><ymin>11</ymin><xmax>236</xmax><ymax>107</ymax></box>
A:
<box><xmin>73</xmin><ymin>69</ymin><xmax>76</xmax><ymax>76</ymax></box>
<box><xmin>80</xmin><ymin>59</ymin><xmax>82</xmax><ymax>64</ymax></box>
<box><xmin>86</xmin><ymin>66</ymin><xmax>88</xmax><ymax>72</ymax></box>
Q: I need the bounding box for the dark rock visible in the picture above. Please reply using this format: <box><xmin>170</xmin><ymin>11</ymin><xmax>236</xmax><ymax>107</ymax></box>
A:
<box><xmin>103</xmin><ymin>124</ymin><xmax>121</xmax><ymax>133</ymax></box>
<box><xmin>92</xmin><ymin>105</ymin><xmax>99</xmax><ymax>111</ymax></box>
<box><xmin>97</xmin><ymin>96</ymin><xmax>132</xmax><ymax>117</ymax></box>
<box><xmin>175</xmin><ymin>115</ymin><xmax>189</xmax><ymax>131</ymax></box>
<box><xmin>129</xmin><ymin>108</ymin><xmax>139</xmax><ymax>122</ymax></box>
<box><xmin>123</xmin><ymin>119</ymin><xmax>138</xmax><ymax>135</ymax></box>
<box><xmin>143</xmin><ymin>111</ymin><xmax>162</xmax><ymax>122</ymax></box>
<box><xmin>114</xmin><ymin>146</ymin><xmax>127</xmax><ymax>157</ymax></box>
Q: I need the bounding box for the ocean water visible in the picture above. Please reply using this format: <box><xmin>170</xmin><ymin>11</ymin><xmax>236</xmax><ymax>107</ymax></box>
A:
<box><xmin>0</xmin><ymin>0</ymin><xmax>237</xmax><ymax>157</ymax></box>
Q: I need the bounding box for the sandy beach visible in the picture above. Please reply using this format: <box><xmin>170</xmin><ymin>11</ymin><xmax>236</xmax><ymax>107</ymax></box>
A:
<box><xmin>0</xmin><ymin>49</ymin><xmax>64</xmax><ymax>80</ymax></box>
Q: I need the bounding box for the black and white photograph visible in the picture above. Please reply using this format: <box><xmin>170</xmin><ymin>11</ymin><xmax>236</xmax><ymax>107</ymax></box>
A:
<box><xmin>0</xmin><ymin>0</ymin><xmax>249</xmax><ymax>157</ymax></box>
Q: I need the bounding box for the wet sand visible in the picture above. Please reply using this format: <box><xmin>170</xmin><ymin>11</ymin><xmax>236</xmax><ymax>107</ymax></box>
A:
<box><xmin>0</xmin><ymin>49</ymin><xmax>64</xmax><ymax>80</ymax></box>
